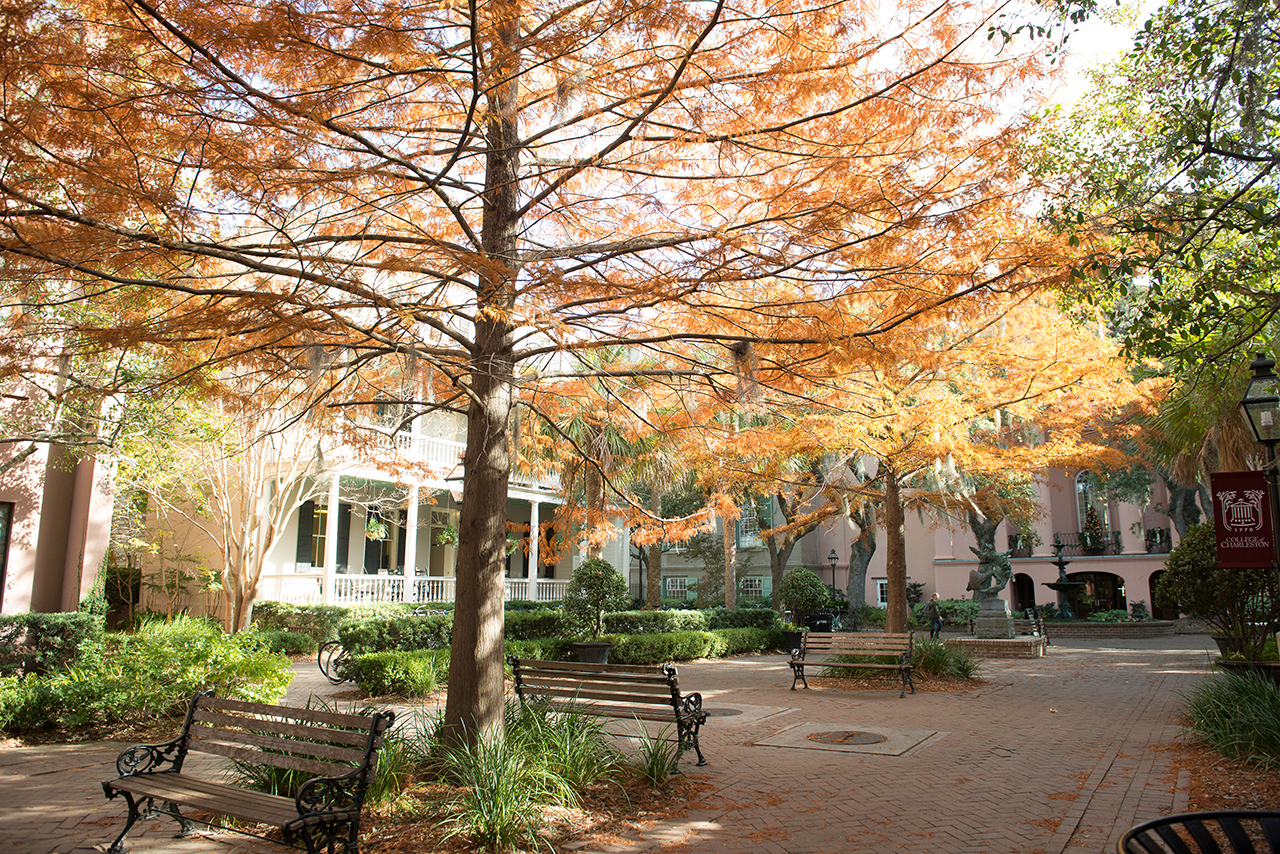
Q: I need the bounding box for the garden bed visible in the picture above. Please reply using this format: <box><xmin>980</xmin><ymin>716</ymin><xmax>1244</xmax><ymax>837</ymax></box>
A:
<box><xmin>1040</xmin><ymin>620</ymin><xmax>1176</xmax><ymax>639</ymax></box>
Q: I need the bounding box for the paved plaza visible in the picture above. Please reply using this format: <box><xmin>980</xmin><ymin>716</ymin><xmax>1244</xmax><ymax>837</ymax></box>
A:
<box><xmin>1</xmin><ymin>634</ymin><xmax>1221</xmax><ymax>854</ymax></box>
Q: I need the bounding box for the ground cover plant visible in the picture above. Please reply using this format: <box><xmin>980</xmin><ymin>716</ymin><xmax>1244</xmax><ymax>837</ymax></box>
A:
<box><xmin>1181</xmin><ymin>671</ymin><xmax>1280</xmax><ymax>770</ymax></box>
<box><xmin>820</xmin><ymin>638</ymin><xmax>979</xmax><ymax>685</ymax></box>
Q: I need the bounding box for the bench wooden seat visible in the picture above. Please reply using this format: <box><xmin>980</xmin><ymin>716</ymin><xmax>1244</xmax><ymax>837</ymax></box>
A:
<box><xmin>507</xmin><ymin>657</ymin><xmax>708</xmax><ymax>768</ymax></box>
<box><xmin>102</xmin><ymin>691</ymin><xmax>394</xmax><ymax>854</ymax></box>
<box><xmin>789</xmin><ymin>631</ymin><xmax>915</xmax><ymax>697</ymax></box>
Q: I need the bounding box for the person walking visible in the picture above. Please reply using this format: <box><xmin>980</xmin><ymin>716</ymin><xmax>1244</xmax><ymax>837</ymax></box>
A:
<box><xmin>925</xmin><ymin>592</ymin><xmax>942</xmax><ymax>639</ymax></box>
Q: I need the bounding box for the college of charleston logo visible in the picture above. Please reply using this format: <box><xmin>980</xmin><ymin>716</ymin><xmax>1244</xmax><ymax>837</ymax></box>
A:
<box><xmin>1210</xmin><ymin>471</ymin><xmax>1275</xmax><ymax>569</ymax></box>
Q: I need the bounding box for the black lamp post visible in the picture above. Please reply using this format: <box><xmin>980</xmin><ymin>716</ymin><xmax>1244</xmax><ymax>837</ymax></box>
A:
<box><xmin>1239</xmin><ymin>353</ymin><xmax>1280</xmax><ymax>574</ymax></box>
<box><xmin>827</xmin><ymin>548</ymin><xmax>839</xmax><ymax>596</ymax></box>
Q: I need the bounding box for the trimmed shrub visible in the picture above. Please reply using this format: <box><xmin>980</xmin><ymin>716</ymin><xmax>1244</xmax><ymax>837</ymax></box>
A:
<box><xmin>0</xmin><ymin>612</ymin><xmax>105</xmax><ymax>677</ymax></box>
<box><xmin>712</xmin><ymin>627</ymin><xmax>776</xmax><ymax>656</ymax></box>
<box><xmin>348</xmin><ymin>650</ymin><xmax>447</xmax><ymax>697</ymax></box>
<box><xmin>603</xmin><ymin>610</ymin><xmax>708</xmax><ymax>635</ymax></box>
<box><xmin>1087</xmin><ymin>609</ymin><xmax>1133</xmax><ymax>622</ymax></box>
<box><xmin>338</xmin><ymin>612</ymin><xmax>453</xmax><ymax>655</ymax></box>
<box><xmin>908</xmin><ymin>598</ymin><xmax>977</xmax><ymax>628</ymax></box>
<box><xmin>562</xmin><ymin>558</ymin><xmax>631</xmax><ymax>639</ymax></box>
<box><xmin>704</xmin><ymin>607</ymin><xmax>779</xmax><ymax>631</ymax></box>
<box><xmin>251</xmin><ymin>602</ymin><xmax>350</xmax><ymax>642</ymax></box>
<box><xmin>778</xmin><ymin>567</ymin><xmax>828</xmax><ymax>626</ymax></box>
<box><xmin>505</xmin><ymin>637</ymin><xmax>574</xmax><ymax>662</ymax></box>
<box><xmin>505</xmin><ymin>609</ymin><xmax>571</xmax><ymax>641</ymax></box>
<box><xmin>604</xmin><ymin>631</ymin><xmax>727</xmax><ymax>665</ymax></box>
<box><xmin>259</xmin><ymin>630</ymin><xmax>319</xmax><ymax>657</ymax></box>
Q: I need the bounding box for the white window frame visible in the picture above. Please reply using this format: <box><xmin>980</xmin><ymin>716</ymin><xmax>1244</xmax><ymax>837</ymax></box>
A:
<box><xmin>737</xmin><ymin>497</ymin><xmax>772</xmax><ymax>549</ymax></box>
<box><xmin>664</xmin><ymin>576</ymin><xmax>688</xmax><ymax>598</ymax></box>
<box><xmin>740</xmin><ymin>576</ymin><xmax>764</xmax><ymax>599</ymax></box>
<box><xmin>874</xmin><ymin>578</ymin><xmax>889</xmax><ymax>608</ymax></box>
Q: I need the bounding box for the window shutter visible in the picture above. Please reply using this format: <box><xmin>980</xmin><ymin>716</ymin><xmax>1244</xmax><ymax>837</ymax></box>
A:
<box><xmin>296</xmin><ymin>501</ymin><xmax>314</xmax><ymax>565</ymax></box>
<box><xmin>335</xmin><ymin>503</ymin><xmax>351</xmax><ymax>572</ymax></box>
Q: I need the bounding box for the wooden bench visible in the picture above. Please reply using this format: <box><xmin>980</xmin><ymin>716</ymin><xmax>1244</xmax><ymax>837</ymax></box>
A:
<box><xmin>1013</xmin><ymin>617</ymin><xmax>1050</xmax><ymax>642</ymax></box>
<box><xmin>507</xmin><ymin>657</ymin><xmax>708</xmax><ymax>769</ymax></box>
<box><xmin>789</xmin><ymin>631</ymin><xmax>915</xmax><ymax>697</ymax></box>
<box><xmin>102</xmin><ymin>690</ymin><xmax>395</xmax><ymax>854</ymax></box>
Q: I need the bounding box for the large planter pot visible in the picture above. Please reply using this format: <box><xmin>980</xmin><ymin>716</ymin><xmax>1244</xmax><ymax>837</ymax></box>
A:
<box><xmin>1217</xmin><ymin>659</ymin><xmax>1280</xmax><ymax>687</ymax></box>
<box><xmin>572</xmin><ymin>641</ymin><xmax>613</xmax><ymax>664</ymax></box>
<box><xmin>1213</xmin><ymin>635</ymin><xmax>1243</xmax><ymax>656</ymax></box>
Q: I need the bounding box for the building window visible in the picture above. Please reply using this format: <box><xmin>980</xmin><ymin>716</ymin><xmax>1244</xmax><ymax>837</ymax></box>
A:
<box><xmin>664</xmin><ymin>577</ymin><xmax>688</xmax><ymax>599</ymax></box>
<box><xmin>310</xmin><ymin>503</ymin><xmax>328</xmax><ymax>567</ymax></box>
<box><xmin>740</xmin><ymin>576</ymin><xmax>764</xmax><ymax>599</ymax></box>
<box><xmin>874</xmin><ymin>578</ymin><xmax>889</xmax><ymax>607</ymax></box>
<box><xmin>737</xmin><ymin>497</ymin><xmax>772</xmax><ymax>548</ymax></box>
<box><xmin>1075</xmin><ymin>471</ymin><xmax>1108</xmax><ymax>533</ymax></box>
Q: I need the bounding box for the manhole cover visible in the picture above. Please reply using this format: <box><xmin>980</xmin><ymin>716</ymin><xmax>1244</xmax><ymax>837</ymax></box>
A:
<box><xmin>806</xmin><ymin>730</ymin><xmax>888</xmax><ymax>745</ymax></box>
<box><xmin>702</xmin><ymin>708</ymin><xmax>743</xmax><ymax>717</ymax></box>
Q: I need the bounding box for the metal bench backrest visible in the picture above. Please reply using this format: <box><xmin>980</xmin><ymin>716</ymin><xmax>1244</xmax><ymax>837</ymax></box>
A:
<box><xmin>509</xmin><ymin>658</ymin><xmax>683</xmax><ymax>719</ymax></box>
<box><xmin>1119</xmin><ymin>810</ymin><xmax>1280</xmax><ymax>853</ymax></box>
<box><xmin>187</xmin><ymin>694</ymin><xmax>394</xmax><ymax>780</ymax></box>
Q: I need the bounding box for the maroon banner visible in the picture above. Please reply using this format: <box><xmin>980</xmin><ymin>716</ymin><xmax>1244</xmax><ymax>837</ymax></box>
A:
<box><xmin>1210</xmin><ymin>470</ymin><xmax>1276</xmax><ymax>568</ymax></box>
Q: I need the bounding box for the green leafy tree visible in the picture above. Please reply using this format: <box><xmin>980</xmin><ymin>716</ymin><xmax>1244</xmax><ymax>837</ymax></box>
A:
<box><xmin>778</xmin><ymin>566</ymin><xmax>829</xmax><ymax>628</ymax></box>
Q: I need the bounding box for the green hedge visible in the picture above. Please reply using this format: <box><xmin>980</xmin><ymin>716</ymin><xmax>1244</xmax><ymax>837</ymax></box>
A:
<box><xmin>603</xmin><ymin>610</ymin><xmax>708</xmax><ymax>634</ymax></box>
<box><xmin>251</xmin><ymin>602</ymin><xmax>350</xmax><ymax>642</ymax></box>
<box><xmin>258</xmin><ymin>630</ymin><xmax>318</xmax><ymax>657</ymax></box>
<box><xmin>505</xmin><ymin>609</ymin><xmax>571</xmax><ymax>640</ymax></box>
<box><xmin>338</xmin><ymin>613</ymin><xmax>453</xmax><ymax>655</ymax></box>
<box><xmin>0</xmin><ymin>612</ymin><xmax>105</xmax><ymax>677</ymax></box>
<box><xmin>347</xmin><ymin>649</ymin><xmax>449</xmax><ymax>696</ymax></box>
<box><xmin>705</xmin><ymin>607</ymin><xmax>779</xmax><ymax>630</ymax></box>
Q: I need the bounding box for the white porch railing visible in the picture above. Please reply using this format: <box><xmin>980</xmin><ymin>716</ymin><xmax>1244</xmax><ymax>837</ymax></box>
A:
<box><xmin>258</xmin><ymin>572</ymin><xmax>567</xmax><ymax>607</ymax></box>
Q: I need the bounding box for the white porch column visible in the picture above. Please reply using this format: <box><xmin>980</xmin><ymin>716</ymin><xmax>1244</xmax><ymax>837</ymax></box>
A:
<box><xmin>1032</xmin><ymin>477</ymin><xmax>1056</xmax><ymax>558</ymax></box>
<box><xmin>1117</xmin><ymin>500</ymin><xmax>1144</xmax><ymax>555</ymax></box>
<box><xmin>323</xmin><ymin>474</ymin><xmax>340</xmax><ymax>605</ymax></box>
<box><xmin>404</xmin><ymin>485</ymin><xmax>419</xmax><ymax>598</ymax></box>
<box><xmin>528</xmin><ymin>501</ymin><xmax>541</xmax><ymax>599</ymax></box>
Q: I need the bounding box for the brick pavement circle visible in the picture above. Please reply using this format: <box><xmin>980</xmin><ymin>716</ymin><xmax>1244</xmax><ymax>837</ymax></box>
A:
<box><xmin>0</xmin><ymin>634</ymin><xmax>1219</xmax><ymax>854</ymax></box>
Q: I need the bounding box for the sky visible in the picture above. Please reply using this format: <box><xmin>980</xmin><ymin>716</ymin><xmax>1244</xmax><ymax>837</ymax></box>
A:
<box><xmin>1054</xmin><ymin>0</ymin><xmax>1164</xmax><ymax>107</ymax></box>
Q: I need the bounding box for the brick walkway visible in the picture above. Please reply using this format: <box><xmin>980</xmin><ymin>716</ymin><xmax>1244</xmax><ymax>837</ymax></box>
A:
<box><xmin>0</xmin><ymin>635</ymin><xmax>1219</xmax><ymax>854</ymax></box>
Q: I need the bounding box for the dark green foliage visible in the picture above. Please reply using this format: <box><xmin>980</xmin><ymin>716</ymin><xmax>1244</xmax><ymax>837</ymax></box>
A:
<box><xmin>1087</xmin><ymin>609</ymin><xmax>1133</xmax><ymax>622</ymax></box>
<box><xmin>338</xmin><ymin>612</ymin><xmax>453</xmax><ymax>656</ymax></box>
<box><xmin>604</xmin><ymin>631</ymin><xmax>726</xmax><ymax>664</ymax></box>
<box><xmin>1155</xmin><ymin>521</ymin><xmax>1280</xmax><ymax>658</ymax></box>
<box><xmin>855</xmin><ymin>604</ymin><xmax>887</xmax><ymax>627</ymax></box>
<box><xmin>906</xmin><ymin>582</ymin><xmax>925</xmax><ymax>606</ymax></box>
<box><xmin>704</xmin><ymin>607</ymin><xmax>779</xmax><ymax>630</ymax></box>
<box><xmin>258</xmin><ymin>630</ymin><xmax>319</xmax><ymax>656</ymax></box>
<box><xmin>505</xmin><ymin>637</ymin><xmax>575</xmax><ymax>661</ymax></box>
<box><xmin>504</xmin><ymin>609</ymin><xmax>571</xmax><ymax>641</ymax></box>
<box><xmin>251</xmin><ymin>602</ymin><xmax>351</xmax><ymax>642</ymax></box>
<box><xmin>347</xmin><ymin>650</ymin><xmax>448</xmax><ymax>697</ymax></box>
<box><xmin>603</xmin><ymin>610</ymin><xmax>708</xmax><ymax>635</ymax></box>
<box><xmin>911</xmin><ymin>639</ymin><xmax>978</xmax><ymax>679</ymax></box>
<box><xmin>909</xmin><ymin>598</ymin><xmax>977</xmax><ymax>627</ymax></box>
<box><xmin>502</xmin><ymin>600</ymin><xmax>543</xmax><ymax>612</ymax></box>
<box><xmin>714</xmin><ymin>627</ymin><xmax>778</xmax><ymax>656</ymax></box>
<box><xmin>1182</xmin><ymin>671</ymin><xmax>1280</xmax><ymax>770</ymax></box>
<box><xmin>562</xmin><ymin>558</ymin><xmax>632</xmax><ymax>639</ymax></box>
<box><xmin>1130</xmin><ymin>600</ymin><xmax>1151</xmax><ymax>620</ymax></box>
<box><xmin>0</xmin><ymin>616</ymin><xmax>290</xmax><ymax>734</ymax></box>
<box><xmin>778</xmin><ymin>567</ymin><xmax>829</xmax><ymax>625</ymax></box>
<box><xmin>0</xmin><ymin>612</ymin><xmax>105</xmax><ymax>677</ymax></box>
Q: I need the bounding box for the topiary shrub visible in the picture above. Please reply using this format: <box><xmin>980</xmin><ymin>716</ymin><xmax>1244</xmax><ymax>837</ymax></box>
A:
<box><xmin>561</xmin><ymin>558</ymin><xmax>631</xmax><ymax>639</ymax></box>
<box><xmin>778</xmin><ymin>567</ymin><xmax>829</xmax><ymax>627</ymax></box>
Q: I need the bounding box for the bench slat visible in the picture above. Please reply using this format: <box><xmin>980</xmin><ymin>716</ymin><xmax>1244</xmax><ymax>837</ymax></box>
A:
<box><xmin>201</xmin><ymin>695</ymin><xmax>379</xmax><ymax>731</ymax></box>
<box><xmin>534</xmin><ymin>700</ymin><xmax>696</xmax><ymax>722</ymax></box>
<box><xmin>109</xmin><ymin>774</ymin><xmax>303</xmax><ymax>827</ymax></box>
<box><xmin>192</xmin><ymin>708</ymin><xmax>375</xmax><ymax>749</ymax></box>
<box><xmin>189</xmin><ymin>737</ymin><xmax>354</xmax><ymax>778</ymax></box>
<box><xmin>188</xmin><ymin>723</ymin><xmax>369</xmax><ymax>768</ymax></box>
<box><xmin>509</xmin><ymin>658</ymin><xmax>672</xmax><ymax>677</ymax></box>
<box><xmin>518</xmin><ymin>685</ymin><xmax>678</xmax><ymax>706</ymax></box>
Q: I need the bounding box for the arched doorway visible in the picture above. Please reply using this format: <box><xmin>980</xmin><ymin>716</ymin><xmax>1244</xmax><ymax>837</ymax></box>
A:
<box><xmin>1148</xmin><ymin>570</ymin><xmax>1178</xmax><ymax>620</ymax></box>
<box><xmin>1011</xmin><ymin>573</ymin><xmax>1036</xmax><ymax>614</ymax></box>
<box><xmin>1066</xmin><ymin>571</ymin><xmax>1127</xmax><ymax>618</ymax></box>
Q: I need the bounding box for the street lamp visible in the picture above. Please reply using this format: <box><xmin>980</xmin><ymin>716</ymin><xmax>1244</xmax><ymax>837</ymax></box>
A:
<box><xmin>1239</xmin><ymin>353</ymin><xmax>1280</xmax><ymax>574</ymax></box>
<box><xmin>828</xmin><ymin>548</ymin><xmax>839</xmax><ymax>590</ymax></box>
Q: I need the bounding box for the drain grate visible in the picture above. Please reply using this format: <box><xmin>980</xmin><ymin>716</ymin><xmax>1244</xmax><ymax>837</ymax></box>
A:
<box><xmin>702</xmin><ymin>708</ymin><xmax>743</xmax><ymax>717</ymax></box>
<box><xmin>805</xmin><ymin>730</ymin><xmax>889</xmax><ymax>745</ymax></box>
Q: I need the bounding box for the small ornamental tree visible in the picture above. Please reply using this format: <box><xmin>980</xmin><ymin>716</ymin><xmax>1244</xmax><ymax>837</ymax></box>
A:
<box><xmin>561</xmin><ymin>558</ymin><xmax>631</xmax><ymax>640</ymax></box>
<box><xmin>1081</xmin><ymin>505</ymin><xmax>1107</xmax><ymax>554</ymax></box>
<box><xmin>1154</xmin><ymin>522</ymin><xmax>1280</xmax><ymax>658</ymax></box>
<box><xmin>778</xmin><ymin>567</ymin><xmax>830</xmax><ymax>629</ymax></box>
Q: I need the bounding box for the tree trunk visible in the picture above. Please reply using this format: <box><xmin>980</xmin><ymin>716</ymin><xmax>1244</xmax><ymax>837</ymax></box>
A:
<box><xmin>847</xmin><ymin>502</ymin><xmax>876</xmax><ymax>614</ymax></box>
<box><xmin>884</xmin><ymin>469</ymin><xmax>908</xmax><ymax>633</ymax></box>
<box><xmin>723</xmin><ymin>514</ymin><xmax>737</xmax><ymax>610</ymax></box>
<box><xmin>443</xmin><ymin>0</ymin><xmax>519</xmax><ymax>749</ymax></box>
<box><xmin>647</xmin><ymin>486</ymin><xmax>662</xmax><ymax>607</ymax></box>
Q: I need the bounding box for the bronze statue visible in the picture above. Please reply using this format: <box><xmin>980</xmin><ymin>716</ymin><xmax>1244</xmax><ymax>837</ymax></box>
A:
<box><xmin>966</xmin><ymin>544</ymin><xmax>1013</xmax><ymax>601</ymax></box>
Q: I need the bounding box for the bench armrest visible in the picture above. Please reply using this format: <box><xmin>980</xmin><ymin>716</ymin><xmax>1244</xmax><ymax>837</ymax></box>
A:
<box><xmin>679</xmin><ymin>691</ymin><xmax>705</xmax><ymax>721</ymax></box>
<box><xmin>115</xmin><ymin>736</ymin><xmax>186</xmax><ymax>777</ymax></box>
<box><xmin>294</xmin><ymin>766</ymin><xmax>368</xmax><ymax>817</ymax></box>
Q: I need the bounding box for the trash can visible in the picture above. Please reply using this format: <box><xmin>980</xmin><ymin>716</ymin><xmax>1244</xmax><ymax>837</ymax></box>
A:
<box><xmin>805</xmin><ymin>614</ymin><xmax>832</xmax><ymax>632</ymax></box>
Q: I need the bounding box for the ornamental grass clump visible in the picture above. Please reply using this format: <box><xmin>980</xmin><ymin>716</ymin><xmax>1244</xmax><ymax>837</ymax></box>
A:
<box><xmin>1181</xmin><ymin>671</ymin><xmax>1280</xmax><ymax>770</ymax></box>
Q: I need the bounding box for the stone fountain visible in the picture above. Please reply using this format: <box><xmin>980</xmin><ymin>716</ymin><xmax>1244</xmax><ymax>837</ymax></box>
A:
<box><xmin>1042</xmin><ymin>536</ymin><xmax>1086</xmax><ymax>619</ymax></box>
